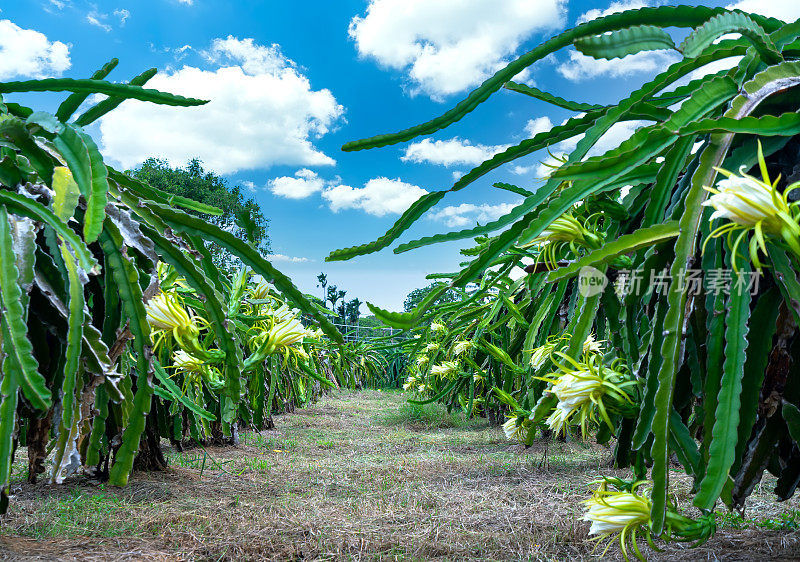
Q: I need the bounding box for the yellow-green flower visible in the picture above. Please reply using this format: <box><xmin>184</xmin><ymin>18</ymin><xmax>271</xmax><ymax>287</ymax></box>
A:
<box><xmin>250</xmin><ymin>280</ymin><xmax>274</xmax><ymax>301</ymax></box>
<box><xmin>146</xmin><ymin>292</ymin><xmax>195</xmax><ymax>335</ymax></box>
<box><xmin>583</xmin><ymin>480</ymin><xmax>652</xmax><ymax>561</ymax></box>
<box><xmin>257</xmin><ymin>316</ymin><xmax>307</xmax><ymax>351</ymax></box>
<box><xmin>502</xmin><ymin>415</ymin><xmax>532</xmax><ymax>442</ymax></box>
<box><xmin>544</xmin><ymin>406</ymin><xmax>570</xmax><ymax>436</ymax></box>
<box><xmin>529</xmin><ymin>334</ymin><xmax>601</xmax><ymax>371</ymax></box>
<box><xmin>525</xmin><ymin>212</ymin><xmax>604</xmax><ymax>269</ymax></box>
<box><xmin>582</xmin><ymin>478</ymin><xmax>717</xmax><ymax>561</ymax></box>
<box><xmin>452</xmin><ymin>340</ymin><xmax>474</xmax><ymax>357</ymax></box>
<box><xmin>430</xmin><ymin>322</ymin><xmax>447</xmax><ymax>335</ymax></box>
<box><xmin>539</xmin><ymin>353</ymin><xmax>637</xmax><ymax>437</ymax></box>
<box><xmin>430</xmin><ymin>361</ymin><xmax>459</xmax><ymax>379</ymax></box>
<box><xmin>146</xmin><ymin>292</ymin><xmax>225</xmax><ymax>362</ymax></box>
<box><xmin>703</xmin><ymin>141</ymin><xmax>800</xmax><ymax>269</ymax></box>
<box><xmin>172</xmin><ymin>349</ymin><xmax>204</xmax><ymax>373</ymax></box>
<box><xmin>529</xmin><ymin>340</ymin><xmax>558</xmax><ymax>370</ymax></box>
<box><xmin>172</xmin><ymin>350</ymin><xmax>224</xmax><ymax>391</ymax></box>
<box><xmin>247</xmin><ymin>305</ymin><xmax>312</xmax><ymax>368</ymax></box>
<box><xmin>583</xmin><ymin>333</ymin><xmax>603</xmax><ymax>355</ymax></box>
<box><xmin>402</xmin><ymin>375</ymin><xmax>418</xmax><ymax>391</ymax></box>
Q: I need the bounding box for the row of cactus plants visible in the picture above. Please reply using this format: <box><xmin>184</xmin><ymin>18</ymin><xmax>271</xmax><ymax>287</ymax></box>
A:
<box><xmin>0</xmin><ymin>59</ymin><xmax>388</xmax><ymax>512</ymax></box>
<box><xmin>328</xmin><ymin>5</ymin><xmax>800</xmax><ymax>558</ymax></box>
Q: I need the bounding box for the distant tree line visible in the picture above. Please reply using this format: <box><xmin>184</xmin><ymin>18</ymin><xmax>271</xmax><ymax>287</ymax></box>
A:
<box><xmin>316</xmin><ymin>273</ymin><xmax>362</xmax><ymax>326</ymax></box>
<box><xmin>132</xmin><ymin>158</ymin><xmax>270</xmax><ymax>271</ymax></box>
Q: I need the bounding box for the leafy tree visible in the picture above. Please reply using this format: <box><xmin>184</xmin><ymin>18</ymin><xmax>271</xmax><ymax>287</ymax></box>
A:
<box><xmin>403</xmin><ymin>282</ymin><xmax>461</xmax><ymax>312</ymax></box>
<box><xmin>131</xmin><ymin>158</ymin><xmax>270</xmax><ymax>269</ymax></box>
<box><xmin>326</xmin><ymin>285</ymin><xmax>347</xmax><ymax>312</ymax></box>
<box><xmin>316</xmin><ymin>272</ymin><xmax>328</xmax><ymax>302</ymax></box>
<box><xmin>325</xmin><ymin>285</ymin><xmax>338</xmax><ymax>309</ymax></box>
<box><xmin>357</xmin><ymin>315</ymin><xmax>384</xmax><ymax>329</ymax></box>
<box><xmin>346</xmin><ymin>298</ymin><xmax>363</xmax><ymax>325</ymax></box>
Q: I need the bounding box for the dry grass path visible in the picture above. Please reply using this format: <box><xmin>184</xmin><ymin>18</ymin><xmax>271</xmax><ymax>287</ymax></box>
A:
<box><xmin>1</xmin><ymin>390</ymin><xmax>799</xmax><ymax>560</ymax></box>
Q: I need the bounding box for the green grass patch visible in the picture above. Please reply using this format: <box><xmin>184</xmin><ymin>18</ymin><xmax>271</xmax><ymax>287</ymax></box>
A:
<box><xmin>377</xmin><ymin>400</ymin><xmax>476</xmax><ymax>430</ymax></box>
<box><xmin>13</xmin><ymin>487</ymin><xmax>149</xmax><ymax>539</ymax></box>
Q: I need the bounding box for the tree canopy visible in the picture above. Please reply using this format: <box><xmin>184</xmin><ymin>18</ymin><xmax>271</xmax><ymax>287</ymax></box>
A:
<box><xmin>403</xmin><ymin>282</ymin><xmax>461</xmax><ymax>313</ymax></box>
<box><xmin>132</xmin><ymin>158</ymin><xmax>270</xmax><ymax>269</ymax></box>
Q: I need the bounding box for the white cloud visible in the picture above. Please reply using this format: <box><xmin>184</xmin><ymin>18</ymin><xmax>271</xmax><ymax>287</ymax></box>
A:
<box><xmin>576</xmin><ymin>0</ymin><xmax>649</xmax><ymax>25</ymax></box>
<box><xmin>204</xmin><ymin>36</ymin><xmax>291</xmax><ymax>76</ymax></box>
<box><xmin>268</xmin><ymin>169</ymin><xmax>326</xmax><ymax>199</ymax></box>
<box><xmin>98</xmin><ymin>36</ymin><xmax>343</xmax><ymax>175</ymax></box>
<box><xmin>348</xmin><ymin>0</ymin><xmax>566</xmax><ymax>98</ymax></box>
<box><xmin>686</xmin><ymin>56</ymin><xmax>743</xmax><ymax>82</ymax></box>
<box><xmin>511</xmin><ymin>165</ymin><xmax>536</xmax><ymax>175</ymax></box>
<box><xmin>672</xmin><ymin>2</ymin><xmax>800</xmax><ymax>86</ymax></box>
<box><xmin>557</xmin><ymin>49</ymin><xmax>679</xmax><ymax>82</ymax></box>
<box><xmin>323</xmin><ymin>177</ymin><xmax>428</xmax><ymax>216</ymax></box>
<box><xmin>267</xmin><ymin>254</ymin><xmax>310</xmax><ymax>263</ymax></box>
<box><xmin>176</xmin><ymin>0</ymin><xmax>194</xmax><ymax>4</ymax></box>
<box><xmin>524</xmin><ymin>116</ymin><xmax>553</xmax><ymax>137</ymax></box>
<box><xmin>726</xmin><ymin>1</ymin><xmax>800</xmax><ymax>21</ymax></box>
<box><xmin>559</xmin><ymin>1</ymin><xmax>681</xmax><ymax>82</ymax></box>
<box><xmin>570</xmin><ymin>120</ymin><xmax>648</xmax><ymax>156</ymax></box>
<box><xmin>86</xmin><ymin>11</ymin><xmax>111</xmax><ymax>32</ymax></box>
<box><xmin>538</xmin><ymin>119</ymin><xmax>649</xmax><ymax>177</ymax></box>
<box><xmin>0</xmin><ymin>20</ymin><xmax>70</xmax><ymax>80</ymax></box>
<box><xmin>535</xmin><ymin>157</ymin><xmax>564</xmax><ymax>179</ymax></box>
<box><xmin>114</xmin><ymin>9</ymin><xmax>130</xmax><ymax>25</ymax></box>
<box><xmin>401</xmin><ymin>138</ymin><xmax>508</xmax><ymax>167</ymax></box>
<box><xmin>428</xmin><ymin>202</ymin><xmax>520</xmax><ymax>228</ymax></box>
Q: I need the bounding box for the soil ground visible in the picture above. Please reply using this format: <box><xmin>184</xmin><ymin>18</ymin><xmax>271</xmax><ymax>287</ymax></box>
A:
<box><xmin>1</xmin><ymin>390</ymin><xmax>799</xmax><ymax>561</ymax></box>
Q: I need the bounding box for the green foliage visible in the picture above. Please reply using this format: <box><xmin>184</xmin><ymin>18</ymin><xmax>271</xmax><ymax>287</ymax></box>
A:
<box><xmin>403</xmin><ymin>282</ymin><xmax>462</xmax><ymax>313</ymax></box>
<box><xmin>131</xmin><ymin>158</ymin><xmax>270</xmax><ymax>271</ymax></box>
<box><xmin>331</xmin><ymin>4</ymin><xmax>800</xmax><ymax>557</ymax></box>
<box><xmin>0</xmin><ymin>60</ymin><xmax>367</xmax><ymax>511</ymax></box>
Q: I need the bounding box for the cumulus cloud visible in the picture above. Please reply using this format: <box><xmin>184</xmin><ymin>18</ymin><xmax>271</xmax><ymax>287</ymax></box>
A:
<box><xmin>348</xmin><ymin>0</ymin><xmax>566</xmax><ymax>99</ymax></box>
<box><xmin>267</xmin><ymin>254</ymin><xmax>310</xmax><ymax>263</ymax></box>
<box><xmin>557</xmin><ymin>49</ymin><xmax>679</xmax><ymax>82</ymax></box>
<box><xmin>0</xmin><ymin>20</ymin><xmax>71</xmax><ymax>80</ymax></box>
<box><xmin>323</xmin><ymin>177</ymin><xmax>428</xmax><ymax>216</ymax></box>
<box><xmin>428</xmin><ymin>202</ymin><xmax>520</xmax><ymax>228</ymax></box>
<box><xmin>98</xmin><ymin>37</ymin><xmax>343</xmax><ymax>175</ymax></box>
<box><xmin>511</xmin><ymin>165</ymin><xmax>536</xmax><ymax>175</ymax></box>
<box><xmin>524</xmin><ymin>116</ymin><xmax>553</xmax><ymax>137</ymax></box>
<box><xmin>575</xmin><ymin>0</ymin><xmax>649</xmax><ymax>25</ymax></box>
<box><xmin>558</xmin><ymin>1</ymin><xmax>680</xmax><ymax>82</ymax></box>
<box><xmin>726</xmin><ymin>0</ymin><xmax>800</xmax><ymax>21</ymax></box>
<box><xmin>204</xmin><ymin>36</ymin><xmax>291</xmax><ymax>75</ymax></box>
<box><xmin>401</xmin><ymin>138</ymin><xmax>508</xmax><ymax>167</ymax></box>
<box><xmin>268</xmin><ymin>169</ymin><xmax>326</xmax><ymax>199</ymax></box>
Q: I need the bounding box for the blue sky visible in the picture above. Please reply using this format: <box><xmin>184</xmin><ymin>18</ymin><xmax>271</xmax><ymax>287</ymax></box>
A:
<box><xmin>3</xmin><ymin>0</ymin><xmax>797</xmax><ymax>311</ymax></box>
